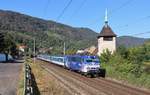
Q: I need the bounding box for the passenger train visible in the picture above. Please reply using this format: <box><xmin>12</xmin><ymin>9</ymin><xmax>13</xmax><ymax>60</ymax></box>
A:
<box><xmin>37</xmin><ymin>55</ymin><xmax>106</xmax><ymax>77</ymax></box>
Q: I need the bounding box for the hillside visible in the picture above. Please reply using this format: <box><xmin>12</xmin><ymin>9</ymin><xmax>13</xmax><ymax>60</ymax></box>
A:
<box><xmin>0</xmin><ymin>10</ymin><xmax>98</xmax><ymax>52</ymax></box>
<box><xmin>117</xmin><ymin>36</ymin><xmax>147</xmax><ymax>47</ymax></box>
<box><xmin>0</xmin><ymin>10</ymin><xmax>148</xmax><ymax>54</ymax></box>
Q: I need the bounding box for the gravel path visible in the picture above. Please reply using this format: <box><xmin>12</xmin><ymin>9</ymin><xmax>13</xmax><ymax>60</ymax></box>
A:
<box><xmin>39</xmin><ymin>60</ymin><xmax>150</xmax><ymax>95</ymax></box>
<box><xmin>0</xmin><ymin>63</ymin><xmax>22</xmax><ymax>95</ymax></box>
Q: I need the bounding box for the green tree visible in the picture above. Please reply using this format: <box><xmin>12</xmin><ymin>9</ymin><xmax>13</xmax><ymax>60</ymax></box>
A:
<box><xmin>0</xmin><ymin>32</ymin><xmax>18</xmax><ymax>61</ymax></box>
<box><xmin>100</xmin><ymin>49</ymin><xmax>112</xmax><ymax>63</ymax></box>
<box><xmin>66</xmin><ymin>49</ymin><xmax>76</xmax><ymax>55</ymax></box>
<box><xmin>117</xmin><ymin>45</ymin><xmax>129</xmax><ymax>59</ymax></box>
<box><xmin>0</xmin><ymin>32</ymin><xmax>5</xmax><ymax>52</ymax></box>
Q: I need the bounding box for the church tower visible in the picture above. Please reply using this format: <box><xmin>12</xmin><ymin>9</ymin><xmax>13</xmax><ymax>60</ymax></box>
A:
<box><xmin>97</xmin><ymin>9</ymin><xmax>117</xmax><ymax>56</ymax></box>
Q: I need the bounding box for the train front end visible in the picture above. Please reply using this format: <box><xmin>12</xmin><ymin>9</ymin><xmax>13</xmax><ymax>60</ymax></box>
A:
<box><xmin>81</xmin><ymin>56</ymin><xmax>105</xmax><ymax>77</ymax></box>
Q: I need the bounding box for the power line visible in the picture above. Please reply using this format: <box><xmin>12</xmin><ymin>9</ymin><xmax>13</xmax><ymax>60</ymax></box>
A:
<box><xmin>130</xmin><ymin>31</ymin><xmax>150</xmax><ymax>36</ymax></box>
<box><xmin>109</xmin><ymin>0</ymin><xmax>134</xmax><ymax>16</ymax></box>
<box><xmin>53</xmin><ymin>0</ymin><xmax>73</xmax><ymax>51</ymax></box>
<box><xmin>86</xmin><ymin>0</ymin><xmax>134</xmax><ymax>26</ymax></box>
<box><xmin>115</xmin><ymin>15</ymin><xmax>150</xmax><ymax>30</ymax></box>
<box><xmin>117</xmin><ymin>31</ymin><xmax>150</xmax><ymax>38</ymax></box>
<box><xmin>56</xmin><ymin>0</ymin><xmax>73</xmax><ymax>21</ymax></box>
<box><xmin>43</xmin><ymin>0</ymin><xmax>51</xmax><ymax>17</ymax></box>
<box><xmin>69</xmin><ymin>0</ymin><xmax>87</xmax><ymax>19</ymax></box>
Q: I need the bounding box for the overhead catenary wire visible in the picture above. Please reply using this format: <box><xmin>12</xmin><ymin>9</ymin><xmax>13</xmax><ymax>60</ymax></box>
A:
<box><xmin>109</xmin><ymin>0</ymin><xmax>134</xmax><ymax>16</ymax></box>
<box><xmin>118</xmin><ymin>31</ymin><xmax>150</xmax><ymax>38</ymax></box>
<box><xmin>115</xmin><ymin>15</ymin><xmax>150</xmax><ymax>30</ymax></box>
<box><xmin>114</xmin><ymin>15</ymin><xmax>150</xmax><ymax>38</ymax></box>
<box><xmin>53</xmin><ymin>0</ymin><xmax>73</xmax><ymax>32</ymax></box>
<box><xmin>43</xmin><ymin>0</ymin><xmax>51</xmax><ymax>17</ymax></box>
<box><xmin>56</xmin><ymin>0</ymin><xmax>73</xmax><ymax>21</ymax></box>
<box><xmin>86</xmin><ymin>0</ymin><xmax>135</xmax><ymax>26</ymax></box>
<box><xmin>69</xmin><ymin>0</ymin><xmax>87</xmax><ymax>19</ymax></box>
<box><xmin>130</xmin><ymin>31</ymin><xmax>150</xmax><ymax>36</ymax></box>
<box><xmin>53</xmin><ymin>0</ymin><xmax>73</xmax><ymax>53</ymax></box>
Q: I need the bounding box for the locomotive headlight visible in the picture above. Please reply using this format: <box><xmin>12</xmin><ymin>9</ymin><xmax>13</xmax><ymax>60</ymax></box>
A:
<box><xmin>82</xmin><ymin>66</ymin><xmax>88</xmax><ymax>72</ymax></box>
<box><xmin>87</xmin><ymin>67</ymin><xmax>90</xmax><ymax>70</ymax></box>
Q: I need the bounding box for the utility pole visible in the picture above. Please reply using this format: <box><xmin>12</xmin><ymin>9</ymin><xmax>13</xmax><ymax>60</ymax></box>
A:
<box><xmin>63</xmin><ymin>42</ymin><xmax>66</xmax><ymax>55</ymax></box>
<box><xmin>33</xmin><ymin>38</ymin><xmax>36</xmax><ymax>64</ymax></box>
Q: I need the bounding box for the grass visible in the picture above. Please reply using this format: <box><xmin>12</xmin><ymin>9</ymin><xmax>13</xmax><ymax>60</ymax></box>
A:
<box><xmin>27</xmin><ymin>59</ymin><xmax>66</xmax><ymax>95</ymax></box>
<box><xmin>17</xmin><ymin>63</ymin><xmax>25</xmax><ymax>95</ymax></box>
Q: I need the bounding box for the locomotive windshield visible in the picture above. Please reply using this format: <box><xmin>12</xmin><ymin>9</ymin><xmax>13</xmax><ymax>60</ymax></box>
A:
<box><xmin>86</xmin><ymin>59</ymin><xmax>99</xmax><ymax>63</ymax></box>
<box><xmin>85</xmin><ymin>56</ymin><xmax>100</xmax><ymax>63</ymax></box>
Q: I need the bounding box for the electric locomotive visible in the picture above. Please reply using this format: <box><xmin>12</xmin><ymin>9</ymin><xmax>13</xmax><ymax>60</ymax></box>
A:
<box><xmin>64</xmin><ymin>55</ymin><xmax>105</xmax><ymax>77</ymax></box>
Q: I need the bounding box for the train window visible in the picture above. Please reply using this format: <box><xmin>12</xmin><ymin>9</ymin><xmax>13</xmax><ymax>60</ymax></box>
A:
<box><xmin>69</xmin><ymin>57</ymin><xmax>82</xmax><ymax>62</ymax></box>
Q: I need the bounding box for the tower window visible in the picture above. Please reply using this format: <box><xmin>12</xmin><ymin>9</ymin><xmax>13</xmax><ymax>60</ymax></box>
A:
<box><xmin>103</xmin><ymin>37</ymin><xmax>113</xmax><ymax>41</ymax></box>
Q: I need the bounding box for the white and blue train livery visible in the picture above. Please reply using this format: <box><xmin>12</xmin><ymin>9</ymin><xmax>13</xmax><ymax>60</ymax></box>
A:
<box><xmin>37</xmin><ymin>55</ymin><xmax>105</xmax><ymax>77</ymax></box>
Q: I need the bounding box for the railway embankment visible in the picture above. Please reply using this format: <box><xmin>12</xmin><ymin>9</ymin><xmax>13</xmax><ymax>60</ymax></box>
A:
<box><xmin>23</xmin><ymin>59</ymin><xmax>68</xmax><ymax>95</ymax></box>
<box><xmin>17</xmin><ymin>60</ymin><xmax>40</xmax><ymax>95</ymax></box>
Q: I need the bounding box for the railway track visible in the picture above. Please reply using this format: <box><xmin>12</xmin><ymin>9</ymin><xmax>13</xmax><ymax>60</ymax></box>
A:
<box><xmin>38</xmin><ymin>60</ymin><xmax>150</xmax><ymax>95</ymax></box>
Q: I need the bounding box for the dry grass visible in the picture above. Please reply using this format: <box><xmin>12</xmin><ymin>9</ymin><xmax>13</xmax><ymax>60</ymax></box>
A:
<box><xmin>28</xmin><ymin>59</ymin><xmax>66</xmax><ymax>95</ymax></box>
<box><xmin>16</xmin><ymin>63</ymin><xmax>24</xmax><ymax>95</ymax></box>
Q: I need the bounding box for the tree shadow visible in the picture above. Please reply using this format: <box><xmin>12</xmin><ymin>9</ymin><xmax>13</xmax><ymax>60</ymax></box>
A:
<box><xmin>31</xmin><ymin>73</ymin><xmax>40</xmax><ymax>95</ymax></box>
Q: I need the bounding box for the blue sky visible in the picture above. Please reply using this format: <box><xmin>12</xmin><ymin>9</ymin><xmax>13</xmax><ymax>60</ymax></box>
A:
<box><xmin>0</xmin><ymin>0</ymin><xmax>149</xmax><ymax>38</ymax></box>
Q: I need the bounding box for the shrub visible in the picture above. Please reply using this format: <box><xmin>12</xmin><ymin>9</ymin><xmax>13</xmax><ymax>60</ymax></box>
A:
<box><xmin>100</xmin><ymin>42</ymin><xmax>150</xmax><ymax>88</ymax></box>
<box><xmin>100</xmin><ymin>49</ymin><xmax>112</xmax><ymax>63</ymax></box>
